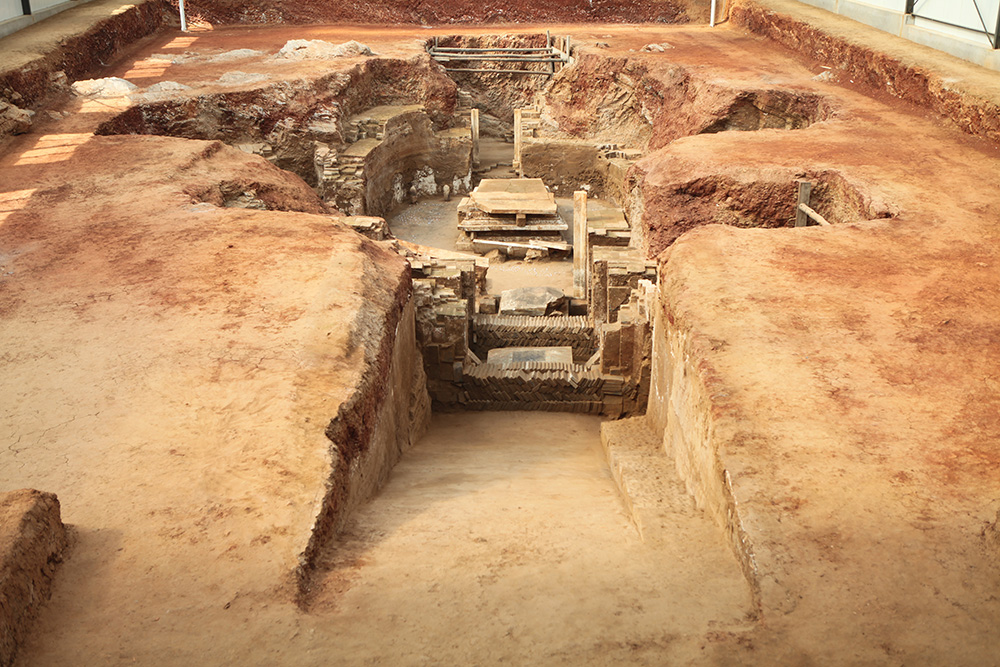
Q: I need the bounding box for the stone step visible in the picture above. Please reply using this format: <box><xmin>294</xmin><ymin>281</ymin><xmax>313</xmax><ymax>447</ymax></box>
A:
<box><xmin>471</xmin><ymin>314</ymin><xmax>597</xmax><ymax>363</ymax></box>
<box><xmin>459</xmin><ymin>399</ymin><xmax>604</xmax><ymax>414</ymax></box>
<box><xmin>600</xmin><ymin>417</ymin><xmax>697</xmax><ymax>545</ymax></box>
<box><xmin>459</xmin><ymin>362</ymin><xmax>630</xmax><ymax>414</ymax></box>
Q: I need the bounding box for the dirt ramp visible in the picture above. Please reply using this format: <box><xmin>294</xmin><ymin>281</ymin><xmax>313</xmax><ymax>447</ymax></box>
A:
<box><xmin>0</xmin><ymin>489</ymin><xmax>67</xmax><ymax>667</ymax></box>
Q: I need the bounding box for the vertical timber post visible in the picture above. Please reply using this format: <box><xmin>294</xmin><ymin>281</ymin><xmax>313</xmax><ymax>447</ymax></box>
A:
<box><xmin>547</xmin><ymin>30</ymin><xmax>555</xmax><ymax>77</ymax></box>
<box><xmin>471</xmin><ymin>108</ymin><xmax>480</xmax><ymax>167</ymax></box>
<box><xmin>795</xmin><ymin>179</ymin><xmax>813</xmax><ymax>227</ymax></box>
<box><xmin>513</xmin><ymin>109</ymin><xmax>523</xmax><ymax>176</ymax></box>
<box><xmin>574</xmin><ymin>190</ymin><xmax>589</xmax><ymax>299</ymax></box>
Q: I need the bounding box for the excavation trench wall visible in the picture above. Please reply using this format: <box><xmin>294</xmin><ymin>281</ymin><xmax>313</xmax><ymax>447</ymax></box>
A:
<box><xmin>435</xmin><ymin>34</ymin><xmax>553</xmax><ymax>125</ymax></box>
<box><xmin>730</xmin><ymin>0</ymin><xmax>1000</xmax><ymax>144</ymax></box>
<box><xmin>299</xmin><ymin>296</ymin><xmax>430</xmax><ymax>596</ymax></box>
<box><xmin>0</xmin><ymin>0</ymin><xmax>169</xmax><ymax>113</ymax></box>
<box><xmin>544</xmin><ymin>53</ymin><xmax>832</xmax><ymax>151</ymax></box>
<box><xmin>629</xmin><ymin>166</ymin><xmax>897</xmax><ymax>255</ymax></box>
<box><xmin>180</xmin><ymin>0</ymin><xmax>693</xmax><ymax>27</ymax></box>
<box><xmin>361</xmin><ymin>114</ymin><xmax>472</xmax><ymax>217</ymax></box>
<box><xmin>520</xmin><ymin>141</ymin><xmax>633</xmax><ymax>201</ymax></box>
<box><xmin>95</xmin><ymin>56</ymin><xmax>458</xmax><ymax>186</ymax></box>
<box><xmin>646</xmin><ymin>287</ymin><xmax>761</xmax><ymax>611</ymax></box>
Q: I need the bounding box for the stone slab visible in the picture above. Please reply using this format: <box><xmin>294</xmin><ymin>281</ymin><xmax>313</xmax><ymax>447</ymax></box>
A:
<box><xmin>487</xmin><ymin>346</ymin><xmax>574</xmax><ymax>364</ymax></box>
<box><xmin>467</xmin><ymin>178</ymin><xmax>557</xmax><ymax>216</ymax></box>
<box><xmin>498</xmin><ymin>286</ymin><xmax>566</xmax><ymax>316</ymax></box>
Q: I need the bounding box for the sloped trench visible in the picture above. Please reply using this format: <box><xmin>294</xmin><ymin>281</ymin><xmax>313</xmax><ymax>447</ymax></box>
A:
<box><xmin>89</xmin><ymin>36</ymin><xmax>895</xmax><ymax>607</ymax></box>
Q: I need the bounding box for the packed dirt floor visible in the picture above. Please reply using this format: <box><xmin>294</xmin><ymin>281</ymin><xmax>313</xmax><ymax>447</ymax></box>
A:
<box><xmin>2</xmin><ymin>1</ymin><xmax>1000</xmax><ymax>664</ymax></box>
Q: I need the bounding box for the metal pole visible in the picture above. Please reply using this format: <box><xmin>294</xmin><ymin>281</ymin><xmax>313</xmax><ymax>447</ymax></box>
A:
<box><xmin>20</xmin><ymin>0</ymin><xmax>31</xmax><ymax>16</ymax></box>
<box><xmin>179</xmin><ymin>0</ymin><xmax>188</xmax><ymax>32</ymax></box>
<box><xmin>711</xmin><ymin>0</ymin><xmax>717</xmax><ymax>27</ymax></box>
<box><xmin>905</xmin><ymin>0</ymin><xmax>915</xmax><ymax>14</ymax></box>
<box><xmin>994</xmin><ymin>2</ymin><xmax>1000</xmax><ymax>48</ymax></box>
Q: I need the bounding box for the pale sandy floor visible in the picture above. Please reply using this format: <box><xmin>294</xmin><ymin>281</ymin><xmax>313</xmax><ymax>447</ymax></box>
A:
<box><xmin>304</xmin><ymin>412</ymin><xmax>752</xmax><ymax>665</ymax></box>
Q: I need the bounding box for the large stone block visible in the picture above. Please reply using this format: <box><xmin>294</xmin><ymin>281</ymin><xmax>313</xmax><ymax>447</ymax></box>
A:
<box><xmin>499</xmin><ymin>286</ymin><xmax>567</xmax><ymax>316</ymax></box>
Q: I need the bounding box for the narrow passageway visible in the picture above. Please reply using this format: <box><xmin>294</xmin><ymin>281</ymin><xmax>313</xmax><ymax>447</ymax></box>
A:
<box><xmin>306</xmin><ymin>412</ymin><xmax>752</xmax><ymax>664</ymax></box>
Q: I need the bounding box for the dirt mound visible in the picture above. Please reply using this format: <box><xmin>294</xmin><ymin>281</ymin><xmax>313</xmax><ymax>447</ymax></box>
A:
<box><xmin>0</xmin><ymin>490</ymin><xmax>67</xmax><ymax>667</ymax></box>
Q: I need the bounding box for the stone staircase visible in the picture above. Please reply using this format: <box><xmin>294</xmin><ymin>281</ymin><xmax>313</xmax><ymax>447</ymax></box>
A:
<box><xmin>471</xmin><ymin>313</ymin><xmax>596</xmax><ymax>363</ymax></box>
<box><xmin>601</xmin><ymin>417</ymin><xmax>697</xmax><ymax>545</ymax></box>
<box><xmin>460</xmin><ymin>361</ymin><xmax>615</xmax><ymax>414</ymax></box>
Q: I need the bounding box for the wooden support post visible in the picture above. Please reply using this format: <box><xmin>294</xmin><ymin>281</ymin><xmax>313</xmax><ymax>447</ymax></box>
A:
<box><xmin>470</xmin><ymin>108</ymin><xmax>480</xmax><ymax>167</ymax></box>
<box><xmin>795</xmin><ymin>179</ymin><xmax>813</xmax><ymax>227</ymax></box>
<box><xmin>574</xmin><ymin>190</ymin><xmax>589</xmax><ymax>299</ymax></box>
<box><xmin>513</xmin><ymin>108</ymin><xmax>523</xmax><ymax>175</ymax></box>
<box><xmin>592</xmin><ymin>260</ymin><xmax>608</xmax><ymax>325</ymax></box>
<box><xmin>547</xmin><ymin>31</ymin><xmax>556</xmax><ymax>76</ymax></box>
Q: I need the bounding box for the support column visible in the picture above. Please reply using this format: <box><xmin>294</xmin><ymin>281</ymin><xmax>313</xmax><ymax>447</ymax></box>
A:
<box><xmin>574</xmin><ymin>190</ymin><xmax>588</xmax><ymax>299</ymax></box>
<box><xmin>471</xmin><ymin>108</ymin><xmax>480</xmax><ymax>167</ymax></box>
<box><xmin>513</xmin><ymin>108</ymin><xmax>523</xmax><ymax>176</ymax></box>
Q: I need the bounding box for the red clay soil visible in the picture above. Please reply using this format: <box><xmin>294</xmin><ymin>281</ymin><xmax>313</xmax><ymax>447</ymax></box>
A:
<box><xmin>0</xmin><ymin>62</ymin><xmax>421</xmax><ymax>661</ymax></box>
<box><xmin>598</xmin><ymin>12</ymin><xmax>1000</xmax><ymax>664</ymax></box>
<box><xmin>0</xmin><ymin>0</ymin><xmax>169</xmax><ymax>108</ymax></box>
<box><xmin>2</xmin><ymin>9</ymin><xmax>1000</xmax><ymax>666</ymax></box>
<box><xmin>730</xmin><ymin>0</ymin><xmax>1000</xmax><ymax>144</ymax></box>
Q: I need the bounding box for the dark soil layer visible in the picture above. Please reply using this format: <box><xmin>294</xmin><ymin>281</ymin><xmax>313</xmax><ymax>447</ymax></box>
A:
<box><xmin>182</xmin><ymin>0</ymin><xmax>691</xmax><ymax>25</ymax></box>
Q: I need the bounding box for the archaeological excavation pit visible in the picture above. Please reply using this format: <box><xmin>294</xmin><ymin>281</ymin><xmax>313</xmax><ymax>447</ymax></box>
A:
<box><xmin>3</xmin><ymin>1</ymin><xmax>1000</xmax><ymax>664</ymax></box>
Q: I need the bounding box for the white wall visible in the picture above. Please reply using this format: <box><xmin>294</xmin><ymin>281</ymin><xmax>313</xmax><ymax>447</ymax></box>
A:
<box><xmin>912</xmin><ymin>0</ymin><xmax>999</xmax><ymax>34</ymax></box>
<box><xmin>861</xmin><ymin>0</ymin><xmax>901</xmax><ymax>10</ymax></box>
<box><xmin>29</xmin><ymin>0</ymin><xmax>68</xmax><ymax>11</ymax></box>
<box><xmin>790</xmin><ymin>0</ymin><xmax>1000</xmax><ymax>70</ymax></box>
<box><xmin>0</xmin><ymin>0</ymin><xmax>24</xmax><ymax>24</ymax></box>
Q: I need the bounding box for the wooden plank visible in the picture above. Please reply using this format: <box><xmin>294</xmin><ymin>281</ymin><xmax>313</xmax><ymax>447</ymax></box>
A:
<box><xmin>574</xmin><ymin>190</ymin><xmax>588</xmax><ymax>299</ymax></box>
<box><xmin>472</xmin><ymin>238</ymin><xmax>572</xmax><ymax>252</ymax></box>
<box><xmin>795</xmin><ymin>179</ymin><xmax>813</xmax><ymax>228</ymax></box>
<box><xmin>513</xmin><ymin>110</ymin><xmax>523</xmax><ymax>172</ymax></box>
<box><xmin>458</xmin><ymin>221</ymin><xmax>567</xmax><ymax>232</ymax></box>
<box><xmin>798</xmin><ymin>203</ymin><xmax>832</xmax><ymax>226</ymax></box>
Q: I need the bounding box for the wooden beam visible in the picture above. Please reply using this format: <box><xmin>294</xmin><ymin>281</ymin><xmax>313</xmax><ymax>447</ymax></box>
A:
<box><xmin>797</xmin><ymin>203</ymin><xmax>831</xmax><ymax>227</ymax></box>
<box><xmin>470</xmin><ymin>108</ymin><xmax>480</xmax><ymax>167</ymax></box>
<box><xmin>795</xmin><ymin>179</ymin><xmax>813</xmax><ymax>228</ymax></box>
<box><xmin>513</xmin><ymin>109</ymin><xmax>523</xmax><ymax>174</ymax></box>
<box><xmin>444</xmin><ymin>68</ymin><xmax>554</xmax><ymax>76</ymax></box>
<box><xmin>574</xmin><ymin>191</ymin><xmax>589</xmax><ymax>299</ymax></box>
